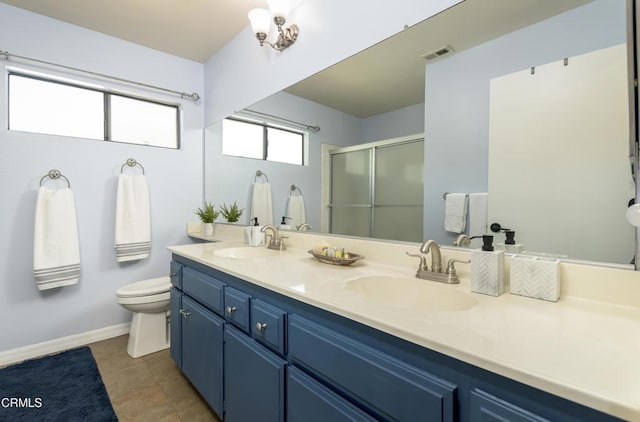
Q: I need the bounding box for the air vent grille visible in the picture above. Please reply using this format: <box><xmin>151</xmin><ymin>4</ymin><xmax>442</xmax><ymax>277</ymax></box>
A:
<box><xmin>421</xmin><ymin>45</ymin><xmax>454</xmax><ymax>61</ymax></box>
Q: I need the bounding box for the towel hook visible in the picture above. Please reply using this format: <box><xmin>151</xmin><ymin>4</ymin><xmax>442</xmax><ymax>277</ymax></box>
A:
<box><xmin>121</xmin><ymin>158</ymin><xmax>145</xmax><ymax>174</ymax></box>
<box><xmin>254</xmin><ymin>170</ymin><xmax>269</xmax><ymax>182</ymax></box>
<box><xmin>39</xmin><ymin>169</ymin><xmax>71</xmax><ymax>188</ymax></box>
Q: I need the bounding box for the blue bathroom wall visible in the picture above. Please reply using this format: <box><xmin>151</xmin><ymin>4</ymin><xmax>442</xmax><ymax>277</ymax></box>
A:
<box><xmin>360</xmin><ymin>103</ymin><xmax>425</xmax><ymax>144</ymax></box>
<box><xmin>423</xmin><ymin>0</ymin><xmax>627</xmax><ymax>244</ymax></box>
<box><xmin>0</xmin><ymin>3</ymin><xmax>204</xmax><ymax>352</ymax></box>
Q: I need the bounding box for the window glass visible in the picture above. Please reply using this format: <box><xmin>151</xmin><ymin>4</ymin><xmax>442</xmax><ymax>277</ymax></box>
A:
<box><xmin>267</xmin><ymin>127</ymin><xmax>303</xmax><ymax>165</ymax></box>
<box><xmin>222</xmin><ymin>118</ymin><xmax>304</xmax><ymax>165</ymax></box>
<box><xmin>8</xmin><ymin>73</ymin><xmax>180</xmax><ymax>149</ymax></box>
<box><xmin>9</xmin><ymin>74</ymin><xmax>104</xmax><ymax>140</ymax></box>
<box><xmin>222</xmin><ymin>119</ymin><xmax>264</xmax><ymax>160</ymax></box>
<box><xmin>110</xmin><ymin>95</ymin><xmax>178</xmax><ymax>148</ymax></box>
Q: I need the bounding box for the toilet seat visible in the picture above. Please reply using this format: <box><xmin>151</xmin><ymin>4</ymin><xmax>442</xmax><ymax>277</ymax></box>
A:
<box><xmin>117</xmin><ymin>276</ymin><xmax>171</xmax><ymax>298</ymax></box>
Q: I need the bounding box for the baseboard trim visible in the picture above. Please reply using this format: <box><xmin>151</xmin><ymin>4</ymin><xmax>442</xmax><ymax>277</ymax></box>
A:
<box><xmin>0</xmin><ymin>323</ymin><xmax>131</xmax><ymax>367</ymax></box>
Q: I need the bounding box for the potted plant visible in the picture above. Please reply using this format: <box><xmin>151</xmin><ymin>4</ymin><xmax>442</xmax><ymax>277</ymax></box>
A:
<box><xmin>194</xmin><ymin>202</ymin><xmax>219</xmax><ymax>237</ymax></box>
<box><xmin>220</xmin><ymin>201</ymin><xmax>244</xmax><ymax>223</ymax></box>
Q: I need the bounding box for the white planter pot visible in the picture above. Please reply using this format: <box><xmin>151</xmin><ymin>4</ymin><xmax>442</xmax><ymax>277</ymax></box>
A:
<box><xmin>203</xmin><ymin>223</ymin><xmax>215</xmax><ymax>237</ymax></box>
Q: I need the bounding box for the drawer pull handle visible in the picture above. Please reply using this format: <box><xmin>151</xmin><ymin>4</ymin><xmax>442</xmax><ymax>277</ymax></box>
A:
<box><xmin>255</xmin><ymin>322</ymin><xmax>268</xmax><ymax>332</ymax></box>
<box><xmin>179</xmin><ymin>309</ymin><xmax>191</xmax><ymax>318</ymax></box>
<box><xmin>226</xmin><ymin>305</ymin><xmax>237</xmax><ymax>315</ymax></box>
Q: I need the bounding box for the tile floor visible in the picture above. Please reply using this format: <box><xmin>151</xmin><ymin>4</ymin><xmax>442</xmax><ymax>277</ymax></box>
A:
<box><xmin>88</xmin><ymin>335</ymin><xmax>221</xmax><ymax>422</ymax></box>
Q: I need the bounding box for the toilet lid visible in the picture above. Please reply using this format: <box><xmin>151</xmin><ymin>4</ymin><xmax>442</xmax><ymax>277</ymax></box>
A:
<box><xmin>117</xmin><ymin>276</ymin><xmax>171</xmax><ymax>298</ymax></box>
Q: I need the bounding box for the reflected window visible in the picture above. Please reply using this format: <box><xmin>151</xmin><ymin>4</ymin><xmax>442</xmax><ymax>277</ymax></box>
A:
<box><xmin>222</xmin><ymin>117</ymin><xmax>304</xmax><ymax>165</ymax></box>
<box><xmin>8</xmin><ymin>73</ymin><xmax>180</xmax><ymax>149</ymax></box>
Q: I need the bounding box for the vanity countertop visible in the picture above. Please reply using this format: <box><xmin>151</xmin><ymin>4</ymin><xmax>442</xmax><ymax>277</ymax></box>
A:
<box><xmin>169</xmin><ymin>239</ymin><xmax>640</xmax><ymax>420</ymax></box>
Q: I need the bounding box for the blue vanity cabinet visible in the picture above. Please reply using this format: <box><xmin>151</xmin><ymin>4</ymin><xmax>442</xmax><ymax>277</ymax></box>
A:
<box><xmin>181</xmin><ymin>295</ymin><xmax>224</xmax><ymax>417</ymax></box>
<box><xmin>289</xmin><ymin>314</ymin><xmax>457</xmax><ymax>422</ymax></box>
<box><xmin>182</xmin><ymin>266</ymin><xmax>225</xmax><ymax>316</ymax></box>
<box><xmin>169</xmin><ymin>261</ymin><xmax>183</xmax><ymax>288</ymax></box>
<box><xmin>224</xmin><ymin>287</ymin><xmax>251</xmax><ymax>332</ymax></box>
<box><xmin>251</xmin><ymin>298</ymin><xmax>286</xmax><ymax>355</ymax></box>
<box><xmin>470</xmin><ymin>389</ymin><xmax>549</xmax><ymax>422</ymax></box>
<box><xmin>287</xmin><ymin>366</ymin><xmax>377</xmax><ymax>422</ymax></box>
<box><xmin>169</xmin><ymin>287</ymin><xmax>182</xmax><ymax>366</ymax></box>
<box><xmin>224</xmin><ymin>326</ymin><xmax>286</xmax><ymax>422</ymax></box>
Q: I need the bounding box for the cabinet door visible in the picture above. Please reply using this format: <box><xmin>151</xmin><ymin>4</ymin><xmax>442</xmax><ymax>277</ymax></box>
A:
<box><xmin>289</xmin><ymin>315</ymin><xmax>456</xmax><ymax>422</ymax></box>
<box><xmin>470</xmin><ymin>389</ymin><xmax>550</xmax><ymax>422</ymax></box>
<box><xmin>182</xmin><ymin>296</ymin><xmax>224</xmax><ymax>418</ymax></box>
<box><xmin>169</xmin><ymin>287</ymin><xmax>182</xmax><ymax>367</ymax></box>
<box><xmin>224</xmin><ymin>326</ymin><xmax>285</xmax><ymax>422</ymax></box>
<box><xmin>288</xmin><ymin>366</ymin><xmax>377</xmax><ymax>422</ymax></box>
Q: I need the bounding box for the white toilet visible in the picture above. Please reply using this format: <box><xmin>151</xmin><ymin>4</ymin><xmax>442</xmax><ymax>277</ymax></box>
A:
<box><xmin>116</xmin><ymin>276</ymin><xmax>172</xmax><ymax>358</ymax></box>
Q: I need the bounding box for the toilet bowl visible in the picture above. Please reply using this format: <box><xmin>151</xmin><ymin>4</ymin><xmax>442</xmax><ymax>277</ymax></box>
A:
<box><xmin>116</xmin><ymin>276</ymin><xmax>171</xmax><ymax>358</ymax></box>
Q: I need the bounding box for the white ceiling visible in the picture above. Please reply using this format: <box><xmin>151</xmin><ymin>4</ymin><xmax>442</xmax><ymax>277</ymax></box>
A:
<box><xmin>0</xmin><ymin>0</ymin><xmax>265</xmax><ymax>62</ymax></box>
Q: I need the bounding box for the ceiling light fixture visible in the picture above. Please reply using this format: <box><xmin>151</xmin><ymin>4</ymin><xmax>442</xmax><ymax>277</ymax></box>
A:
<box><xmin>248</xmin><ymin>0</ymin><xmax>298</xmax><ymax>52</ymax></box>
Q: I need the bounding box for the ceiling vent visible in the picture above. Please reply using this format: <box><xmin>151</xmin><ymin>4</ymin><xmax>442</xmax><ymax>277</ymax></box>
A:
<box><xmin>421</xmin><ymin>45</ymin><xmax>454</xmax><ymax>62</ymax></box>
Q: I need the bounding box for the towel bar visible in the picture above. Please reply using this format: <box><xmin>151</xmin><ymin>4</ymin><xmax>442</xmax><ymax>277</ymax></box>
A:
<box><xmin>39</xmin><ymin>169</ymin><xmax>70</xmax><ymax>188</ymax></box>
<box><xmin>121</xmin><ymin>158</ymin><xmax>145</xmax><ymax>174</ymax></box>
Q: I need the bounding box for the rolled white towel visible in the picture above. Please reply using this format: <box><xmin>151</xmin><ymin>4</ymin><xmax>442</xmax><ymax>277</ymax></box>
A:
<box><xmin>115</xmin><ymin>174</ymin><xmax>151</xmax><ymax>262</ymax></box>
<box><xmin>33</xmin><ymin>187</ymin><xmax>81</xmax><ymax>290</ymax></box>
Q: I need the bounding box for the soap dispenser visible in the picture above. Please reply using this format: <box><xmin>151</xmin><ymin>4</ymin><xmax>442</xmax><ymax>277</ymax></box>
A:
<box><xmin>280</xmin><ymin>216</ymin><xmax>292</xmax><ymax>231</ymax></box>
<box><xmin>249</xmin><ymin>217</ymin><xmax>264</xmax><ymax>247</ymax></box>
<box><xmin>496</xmin><ymin>230</ymin><xmax>524</xmax><ymax>253</ymax></box>
<box><xmin>471</xmin><ymin>235</ymin><xmax>505</xmax><ymax>296</ymax></box>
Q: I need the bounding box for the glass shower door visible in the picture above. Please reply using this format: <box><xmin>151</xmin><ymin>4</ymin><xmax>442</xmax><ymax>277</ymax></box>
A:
<box><xmin>329</xmin><ymin>149</ymin><xmax>372</xmax><ymax>237</ymax></box>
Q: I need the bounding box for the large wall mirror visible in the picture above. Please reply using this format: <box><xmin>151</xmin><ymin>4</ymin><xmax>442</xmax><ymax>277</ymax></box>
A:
<box><xmin>205</xmin><ymin>0</ymin><xmax>637</xmax><ymax>268</ymax></box>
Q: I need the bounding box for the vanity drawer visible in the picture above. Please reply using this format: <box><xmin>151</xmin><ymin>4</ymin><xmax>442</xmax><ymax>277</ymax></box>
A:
<box><xmin>289</xmin><ymin>315</ymin><xmax>456</xmax><ymax>422</ymax></box>
<box><xmin>251</xmin><ymin>299</ymin><xmax>286</xmax><ymax>355</ymax></box>
<box><xmin>224</xmin><ymin>287</ymin><xmax>251</xmax><ymax>332</ymax></box>
<box><xmin>470</xmin><ymin>389</ymin><xmax>550</xmax><ymax>422</ymax></box>
<box><xmin>182</xmin><ymin>267</ymin><xmax>225</xmax><ymax>316</ymax></box>
<box><xmin>169</xmin><ymin>261</ymin><xmax>183</xmax><ymax>288</ymax></box>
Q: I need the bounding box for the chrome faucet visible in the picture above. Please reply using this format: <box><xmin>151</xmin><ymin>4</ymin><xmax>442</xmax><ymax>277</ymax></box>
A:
<box><xmin>260</xmin><ymin>225</ymin><xmax>287</xmax><ymax>250</ymax></box>
<box><xmin>297</xmin><ymin>223</ymin><xmax>312</xmax><ymax>231</ymax></box>
<box><xmin>406</xmin><ymin>239</ymin><xmax>470</xmax><ymax>284</ymax></box>
<box><xmin>419</xmin><ymin>239</ymin><xmax>442</xmax><ymax>273</ymax></box>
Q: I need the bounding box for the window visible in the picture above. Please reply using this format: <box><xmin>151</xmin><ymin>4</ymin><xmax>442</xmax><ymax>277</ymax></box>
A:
<box><xmin>8</xmin><ymin>73</ymin><xmax>180</xmax><ymax>149</ymax></box>
<box><xmin>222</xmin><ymin>117</ymin><xmax>304</xmax><ymax>165</ymax></box>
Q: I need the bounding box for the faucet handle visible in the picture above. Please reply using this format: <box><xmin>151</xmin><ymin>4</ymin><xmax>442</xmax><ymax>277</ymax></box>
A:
<box><xmin>446</xmin><ymin>258</ymin><xmax>471</xmax><ymax>283</ymax></box>
<box><xmin>406</xmin><ymin>252</ymin><xmax>428</xmax><ymax>271</ymax></box>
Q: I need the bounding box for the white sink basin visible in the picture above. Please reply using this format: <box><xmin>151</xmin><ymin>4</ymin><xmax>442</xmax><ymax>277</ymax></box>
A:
<box><xmin>213</xmin><ymin>247</ymin><xmax>283</xmax><ymax>259</ymax></box>
<box><xmin>343</xmin><ymin>276</ymin><xmax>477</xmax><ymax>312</ymax></box>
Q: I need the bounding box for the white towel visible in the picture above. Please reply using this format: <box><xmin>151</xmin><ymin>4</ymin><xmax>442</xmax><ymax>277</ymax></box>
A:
<box><xmin>250</xmin><ymin>182</ymin><xmax>273</xmax><ymax>226</ymax></box>
<box><xmin>287</xmin><ymin>196</ymin><xmax>306</xmax><ymax>229</ymax></box>
<box><xmin>115</xmin><ymin>174</ymin><xmax>151</xmax><ymax>262</ymax></box>
<box><xmin>444</xmin><ymin>193</ymin><xmax>468</xmax><ymax>233</ymax></box>
<box><xmin>33</xmin><ymin>187</ymin><xmax>81</xmax><ymax>290</ymax></box>
<box><xmin>468</xmin><ymin>192</ymin><xmax>488</xmax><ymax>248</ymax></box>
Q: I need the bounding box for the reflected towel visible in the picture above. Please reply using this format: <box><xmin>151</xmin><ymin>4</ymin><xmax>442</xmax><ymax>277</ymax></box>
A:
<box><xmin>33</xmin><ymin>187</ymin><xmax>81</xmax><ymax>290</ymax></box>
<box><xmin>115</xmin><ymin>174</ymin><xmax>151</xmax><ymax>262</ymax></box>
<box><xmin>444</xmin><ymin>193</ymin><xmax>468</xmax><ymax>233</ymax></box>
<box><xmin>287</xmin><ymin>196</ymin><xmax>306</xmax><ymax>229</ymax></box>
<box><xmin>251</xmin><ymin>182</ymin><xmax>273</xmax><ymax>226</ymax></box>
<box><xmin>468</xmin><ymin>192</ymin><xmax>488</xmax><ymax>248</ymax></box>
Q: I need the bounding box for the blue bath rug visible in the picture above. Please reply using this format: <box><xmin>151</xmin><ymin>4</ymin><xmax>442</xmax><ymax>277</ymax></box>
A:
<box><xmin>0</xmin><ymin>346</ymin><xmax>118</xmax><ymax>421</ymax></box>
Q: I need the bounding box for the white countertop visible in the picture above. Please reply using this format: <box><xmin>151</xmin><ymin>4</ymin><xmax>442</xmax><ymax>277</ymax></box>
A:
<box><xmin>169</xmin><ymin>235</ymin><xmax>640</xmax><ymax>421</ymax></box>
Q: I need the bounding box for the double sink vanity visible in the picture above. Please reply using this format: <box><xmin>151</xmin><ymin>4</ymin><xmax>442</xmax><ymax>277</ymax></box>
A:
<box><xmin>168</xmin><ymin>224</ymin><xmax>640</xmax><ymax>421</ymax></box>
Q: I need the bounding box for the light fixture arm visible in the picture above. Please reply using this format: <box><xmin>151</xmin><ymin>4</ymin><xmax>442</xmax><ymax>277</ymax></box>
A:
<box><xmin>250</xmin><ymin>13</ymin><xmax>298</xmax><ymax>52</ymax></box>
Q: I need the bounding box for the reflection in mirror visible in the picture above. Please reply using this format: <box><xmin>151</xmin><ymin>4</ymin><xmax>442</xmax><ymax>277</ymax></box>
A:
<box><xmin>204</xmin><ymin>0</ymin><xmax>634</xmax><ymax>267</ymax></box>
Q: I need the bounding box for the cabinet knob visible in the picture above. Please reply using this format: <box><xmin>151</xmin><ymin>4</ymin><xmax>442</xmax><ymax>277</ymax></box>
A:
<box><xmin>255</xmin><ymin>322</ymin><xmax>268</xmax><ymax>332</ymax></box>
<box><xmin>169</xmin><ymin>272</ymin><xmax>176</xmax><ymax>277</ymax></box>
<box><xmin>179</xmin><ymin>309</ymin><xmax>191</xmax><ymax>318</ymax></box>
<box><xmin>226</xmin><ymin>305</ymin><xmax>237</xmax><ymax>315</ymax></box>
